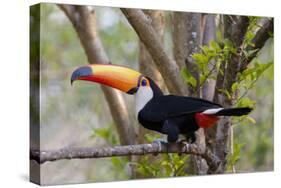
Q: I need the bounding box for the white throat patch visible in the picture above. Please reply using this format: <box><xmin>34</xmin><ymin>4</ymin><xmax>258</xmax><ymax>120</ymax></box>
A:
<box><xmin>135</xmin><ymin>86</ymin><xmax>153</xmax><ymax>115</ymax></box>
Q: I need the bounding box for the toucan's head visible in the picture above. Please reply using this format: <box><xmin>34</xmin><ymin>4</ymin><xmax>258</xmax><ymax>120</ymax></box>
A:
<box><xmin>71</xmin><ymin>64</ymin><xmax>153</xmax><ymax>95</ymax></box>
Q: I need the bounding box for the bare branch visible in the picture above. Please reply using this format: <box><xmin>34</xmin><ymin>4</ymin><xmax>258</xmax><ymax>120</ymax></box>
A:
<box><xmin>121</xmin><ymin>8</ymin><xmax>188</xmax><ymax>95</ymax></box>
<box><xmin>58</xmin><ymin>4</ymin><xmax>136</xmax><ymax>145</ymax></box>
<box><xmin>30</xmin><ymin>143</ymin><xmax>221</xmax><ymax>171</ymax></box>
<box><xmin>249</xmin><ymin>18</ymin><xmax>273</xmax><ymax>50</ymax></box>
<box><xmin>58</xmin><ymin>4</ymin><xmax>76</xmax><ymax>22</ymax></box>
<box><xmin>240</xmin><ymin>18</ymin><xmax>273</xmax><ymax>72</ymax></box>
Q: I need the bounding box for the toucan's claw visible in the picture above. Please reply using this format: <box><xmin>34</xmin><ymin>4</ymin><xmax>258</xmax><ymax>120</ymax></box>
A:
<box><xmin>152</xmin><ymin>139</ymin><xmax>167</xmax><ymax>155</ymax></box>
<box><xmin>177</xmin><ymin>140</ymin><xmax>191</xmax><ymax>156</ymax></box>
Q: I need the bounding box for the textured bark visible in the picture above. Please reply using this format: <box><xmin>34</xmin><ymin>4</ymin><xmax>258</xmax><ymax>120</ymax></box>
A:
<box><xmin>230</xmin><ymin>16</ymin><xmax>250</xmax><ymax>47</ymax></box>
<box><xmin>172</xmin><ymin>12</ymin><xmax>201</xmax><ymax>96</ymax></box>
<box><xmin>190</xmin><ymin>128</ymin><xmax>208</xmax><ymax>174</ymax></box>
<box><xmin>201</xmin><ymin>14</ymin><xmax>219</xmax><ymax>159</ymax></box>
<box><xmin>121</xmin><ymin>8</ymin><xmax>188</xmax><ymax>95</ymax></box>
<box><xmin>30</xmin><ymin>142</ymin><xmax>221</xmax><ymax>170</ymax></box>
<box><xmin>58</xmin><ymin>5</ymin><xmax>136</xmax><ymax>145</ymax></box>
<box><xmin>201</xmin><ymin>14</ymin><xmax>217</xmax><ymax>101</ymax></box>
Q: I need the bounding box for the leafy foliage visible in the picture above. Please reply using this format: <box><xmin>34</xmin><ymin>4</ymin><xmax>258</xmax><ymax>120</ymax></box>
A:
<box><xmin>133</xmin><ymin>154</ymin><xmax>190</xmax><ymax>178</ymax></box>
<box><xmin>227</xmin><ymin>143</ymin><xmax>245</xmax><ymax>172</ymax></box>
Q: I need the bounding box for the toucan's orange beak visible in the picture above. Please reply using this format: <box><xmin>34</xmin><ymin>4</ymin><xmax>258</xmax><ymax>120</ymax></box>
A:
<box><xmin>71</xmin><ymin>64</ymin><xmax>142</xmax><ymax>94</ymax></box>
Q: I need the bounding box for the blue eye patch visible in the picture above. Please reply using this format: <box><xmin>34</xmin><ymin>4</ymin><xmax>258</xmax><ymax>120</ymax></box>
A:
<box><xmin>141</xmin><ymin>79</ymin><xmax>147</xmax><ymax>86</ymax></box>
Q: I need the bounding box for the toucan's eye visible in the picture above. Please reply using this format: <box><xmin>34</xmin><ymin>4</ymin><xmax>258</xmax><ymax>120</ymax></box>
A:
<box><xmin>141</xmin><ymin>79</ymin><xmax>147</xmax><ymax>86</ymax></box>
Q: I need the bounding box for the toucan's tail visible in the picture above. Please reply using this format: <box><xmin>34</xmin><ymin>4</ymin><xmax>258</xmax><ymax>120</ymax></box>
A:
<box><xmin>202</xmin><ymin>107</ymin><xmax>253</xmax><ymax>116</ymax></box>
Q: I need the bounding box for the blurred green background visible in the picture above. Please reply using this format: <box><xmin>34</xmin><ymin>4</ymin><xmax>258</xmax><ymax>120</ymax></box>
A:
<box><xmin>34</xmin><ymin>4</ymin><xmax>273</xmax><ymax>184</ymax></box>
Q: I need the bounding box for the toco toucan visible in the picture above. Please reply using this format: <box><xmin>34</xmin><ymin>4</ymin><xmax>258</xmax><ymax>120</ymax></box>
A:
<box><xmin>71</xmin><ymin>64</ymin><xmax>252</xmax><ymax>143</ymax></box>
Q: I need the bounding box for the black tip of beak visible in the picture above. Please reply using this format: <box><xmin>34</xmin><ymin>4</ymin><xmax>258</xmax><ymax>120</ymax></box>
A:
<box><xmin>71</xmin><ymin>66</ymin><xmax>93</xmax><ymax>85</ymax></box>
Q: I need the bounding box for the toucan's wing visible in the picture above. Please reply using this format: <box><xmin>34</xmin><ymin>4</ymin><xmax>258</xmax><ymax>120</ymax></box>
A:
<box><xmin>139</xmin><ymin>95</ymin><xmax>222</xmax><ymax>122</ymax></box>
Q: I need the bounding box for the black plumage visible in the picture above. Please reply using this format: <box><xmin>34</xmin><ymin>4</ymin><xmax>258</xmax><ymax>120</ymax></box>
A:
<box><xmin>138</xmin><ymin>95</ymin><xmax>221</xmax><ymax>142</ymax></box>
<box><xmin>138</xmin><ymin>78</ymin><xmax>252</xmax><ymax>143</ymax></box>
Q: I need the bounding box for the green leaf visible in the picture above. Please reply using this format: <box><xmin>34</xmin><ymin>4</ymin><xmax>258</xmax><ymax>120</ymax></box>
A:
<box><xmin>210</xmin><ymin>40</ymin><xmax>221</xmax><ymax>51</ymax></box>
<box><xmin>180</xmin><ymin>67</ymin><xmax>197</xmax><ymax>88</ymax></box>
<box><xmin>245</xmin><ymin>116</ymin><xmax>256</xmax><ymax>124</ymax></box>
<box><xmin>256</xmin><ymin>62</ymin><xmax>273</xmax><ymax>78</ymax></box>
<box><xmin>227</xmin><ymin>143</ymin><xmax>245</xmax><ymax>171</ymax></box>
<box><xmin>236</xmin><ymin>97</ymin><xmax>256</xmax><ymax>108</ymax></box>
<box><xmin>192</xmin><ymin>53</ymin><xmax>209</xmax><ymax>64</ymax></box>
<box><xmin>231</xmin><ymin>82</ymin><xmax>238</xmax><ymax>93</ymax></box>
<box><xmin>218</xmin><ymin>88</ymin><xmax>232</xmax><ymax>100</ymax></box>
<box><xmin>92</xmin><ymin>128</ymin><xmax>110</xmax><ymax>139</ymax></box>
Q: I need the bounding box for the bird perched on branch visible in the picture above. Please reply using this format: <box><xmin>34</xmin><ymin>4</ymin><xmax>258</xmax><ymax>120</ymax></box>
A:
<box><xmin>71</xmin><ymin>64</ymin><xmax>252</xmax><ymax>144</ymax></box>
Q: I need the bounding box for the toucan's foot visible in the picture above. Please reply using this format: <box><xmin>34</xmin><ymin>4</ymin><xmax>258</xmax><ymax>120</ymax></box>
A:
<box><xmin>152</xmin><ymin>138</ymin><xmax>167</xmax><ymax>145</ymax></box>
<box><xmin>188</xmin><ymin>137</ymin><xmax>196</xmax><ymax>144</ymax></box>
<box><xmin>175</xmin><ymin>140</ymin><xmax>190</xmax><ymax>156</ymax></box>
<box><xmin>185</xmin><ymin>132</ymin><xmax>196</xmax><ymax>144</ymax></box>
<box><xmin>152</xmin><ymin>139</ymin><xmax>167</xmax><ymax>156</ymax></box>
<box><xmin>178</xmin><ymin>139</ymin><xmax>192</xmax><ymax>145</ymax></box>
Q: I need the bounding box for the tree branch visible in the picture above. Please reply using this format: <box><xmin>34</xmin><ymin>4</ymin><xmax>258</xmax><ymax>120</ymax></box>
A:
<box><xmin>30</xmin><ymin>143</ymin><xmax>221</xmax><ymax>171</ymax></box>
<box><xmin>121</xmin><ymin>8</ymin><xmax>188</xmax><ymax>95</ymax></box>
<box><xmin>230</xmin><ymin>16</ymin><xmax>250</xmax><ymax>47</ymax></box>
<box><xmin>240</xmin><ymin>18</ymin><xmax>273</xmax><ymax>72</ymax></box>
